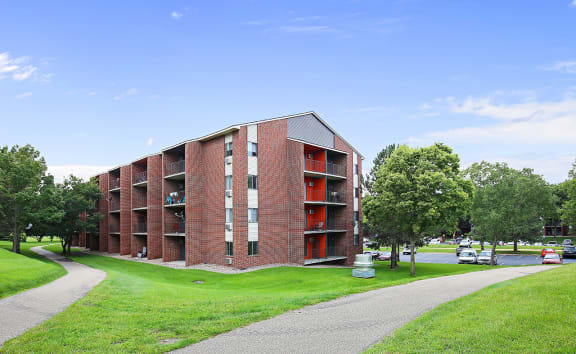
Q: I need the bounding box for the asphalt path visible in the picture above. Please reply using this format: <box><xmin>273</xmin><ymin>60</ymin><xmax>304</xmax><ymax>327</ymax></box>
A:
<box><xmin>172</xmin><ymin>265</ymin><xmax>557</xmax><ymax>354</ymax></box>
<box><xmin>0</xmin><ymin>246</ymin><xmax>106</xmax><ymax>347</ymax></box>
<box><xmin>397</xmin><ymin>252</ymin><xmax>576</xmax><ymax>265</ymax></box>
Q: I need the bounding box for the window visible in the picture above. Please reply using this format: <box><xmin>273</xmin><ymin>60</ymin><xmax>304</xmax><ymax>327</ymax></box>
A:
<box><xmin>354</xmin><ymin>187</ymin><xmax>359</xmax><ymax>198</ymax></box>
<box><xmin>354</xmin><ymin>211</ymin><xmax>359</xmax><ymax>223</ymax></box>
<box><xmin>226</xmin><ymin>241</ymin><xmax>233</xmax><ymax>256</ymax></box>
<box><xmin>248</xmin><ymin>142</ymin><xmax>258</xmax><ymax>157</ymax></box>
<box><xmin>354</xmin><ymin>164</ymin><xmax>359</xmax><ymax>175</ymax></box>
<box><xmin>354</xmin><ymin>233</ymin><xmax>359</xmax><ymax>246</ymax></box>
<box><xmin>248</xmin><ymin>175</ymin><xmax>258</xmax><ymax>189</ymax></box>
<box><xmin>225</xmin><ymin>175</ymin><xmax>233</xmax><ymax>190</ymax></box>
<box><xmin>226</xmin><ymin>208</ymin><xmax>233</xmax><ymax>223</ymax></box>
<box><xmin>248</xmin><ymin>241</ymin><xmax>258</xmax><ymax>255</ymax></box>
<box><xmin>225</xmin><ymin>142</ymin><xmax>233</xmax><ymax>157</ymax></box>
<box><xmin>248</xmin><ymin>208</ymin><xmax>258</xmax><ymax>223</ymax></box>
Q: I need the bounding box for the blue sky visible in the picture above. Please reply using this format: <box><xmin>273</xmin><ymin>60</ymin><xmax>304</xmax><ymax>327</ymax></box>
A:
<box><xmin>1</xmin><ymin>0</ymin><xmax>575</xmax><ymax>183</ymax></box>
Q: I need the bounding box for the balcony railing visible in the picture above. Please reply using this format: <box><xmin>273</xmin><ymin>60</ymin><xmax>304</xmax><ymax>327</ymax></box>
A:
<box><xmin>165</xmin><ymin>191</ymin><xmax>185</xmax><ymax>205</ymax></box>
<box><xmin>109</xmin><ymin>224</ymin><xmax>120</xmax><ymax>233</ymax></box>
<box><xmin>166</xmin><ymin>160</ymin><xmax>185</xmax><ymax>176</ymax></box>
<box><xmin>133</xmin><ymin>222</ymin><xmax>147</xmax><ymax>233</ymax></box>
<box><xmin>110</xmin><ymin>178</ymin><xmax>120</xmax><ymax>190</ymax></box>
<box><xmin>306</xmin><ymin>220</ymin><xmax>348</xmax><ymax>232</ymax></box>
<box><xmin>134</xmin><ymin>171</ymin><xmax>147</xmax><ymax>184</ymax></box>
<box><xmin>165</xmin><ymin>221</ymin><xmax>185</xmax><ymax>234</ymax></box>
<box><xmin>311</xmin><ymin>245</ymin><xmax>347</xmax><ymax>258</ymax></box>
<box><xmin>133</xmin><ymin>195</ymin><xmax>147</xmax><ymax>209</ymax></box>
<box><xmin>305</xmin><ymin>159</ymin><xmax>325</xmax><ymax>173</ymax></box>
<box><xmin>305</xmin><ymin>159</ymin><xmax>346</xmax><ymax>177</ymax></box>
<box><xmin>306</xmin><ymin>190</ymin><xmax>347</xmax><ymax>203</ymax></box>
<box><xmin>109</xmin><ymin>200</ymin><xmax>120</xmax><ymax>211</ymax></box>
<box><xmin>326</xmin><ymin>161</ymin><xmax>346</xmax><ymax>177</ymax></box>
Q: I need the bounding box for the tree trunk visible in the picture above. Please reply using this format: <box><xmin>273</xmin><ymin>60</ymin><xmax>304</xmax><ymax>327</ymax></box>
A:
<box><xmin>390</xmin><ymin>241</ymin><xmax>397</xmax><ymax>269</ymax></box>
<box><xmin>61</xmin><ymin>238</ymin><xmax>67</xmax><ymax>256</ymax></box>
<box><xmin>480</xmin><ymin>240</ymin><xmax>484</xmax><ymax>251</ymax></box>
<box><xmin>397</xmin><ymin>243</ymin><xmax>400</xmax><ymax>262</ymax></box>
<box><xmin>410</xmin><ymin>238</ymin><xmax>416</xmax><ymax>276</ymax></box>
<box><xmin>490</xmin><ymin>234</ymin><xmax>498</xmax><ymax>266</ymax></box>
<box><xmin>12</xmin><ymin>219</ymin><xmax>21</xmax><ymax>254</ymax></box>
<box><xmin>67</xmin><ymin>242</ymin><xmax>71</xmax><ymax>257</ymax></box>
<box><xmin>513</xmin><ymin>240</ymin><xmax>518</xmax><ymax>252</ymax></box>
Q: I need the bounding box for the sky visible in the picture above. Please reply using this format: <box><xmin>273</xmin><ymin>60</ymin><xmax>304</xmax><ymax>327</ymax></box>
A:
<box><xmin>1</xmin><ymin>0</ymin><xmax>575</xmax><ymax>183</ymax></box>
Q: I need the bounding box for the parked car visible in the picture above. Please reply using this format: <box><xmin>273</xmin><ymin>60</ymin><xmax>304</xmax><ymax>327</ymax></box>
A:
<box><xmin>547</xmin><ymin>241</ymin><xmax>558</xmax><ymax>247</ymax></box>
<box><xmin>542</xmin><ymin>253</ymin><xmax>562</xmax><ymax>264</ymax></box>
<box><xmin>402</xmin><ymin>246</ymin><xmax>417</xmax><ymax>255</ymax></box>
<box><xmin>562</xmin><ymin>245</ymin><xmax>576</xmax><ymax>258</ymax></box>
<box><xmin>377</xmin><ymin>251</ymin><xmax>392</xmax><ymax>261</ymax></box>
<box><xmin>429</xmin><ymin>239</ymin><xmax>441</xmax><ymax>245</ymax></box>
<box><xmin>562</xmin><ymin>239</ymin><xmax>573</xmax><ymax>246</ymax></box>
<box><xmin>541</xmin><ymin>248</ymin><xmax>556</xmax><ymax>257</ymax></box>
<box><xmin>458</xmin><ymin>249</ymin><xmax>478</xmax><ymax>264</ymax></box>
<box><xmin>456</xmin><ymin>245</ymin><xmax>472</xmax><ymax>256</ymax></box>
<box><xmin>470</xmin><ymin>240</ymin><xmax>481</xmax><ymax>246</ymax></box>
<box><xmin>477</xmin><ymin>250</ymin><xmax>497</xmax><ymax>265</ymax></box>
<box><xmin>534</xmin><ymin>242</ymin><xmax>543</xmax><ymax>246</ymax></box>
<box><xmin>459</xmin><ymin>239</ymin><xmax>471</xmax><ymax>247</ymax></box>
<box><xmin>363</xmin><ymin>251</ymin><xmax>380</xmax><ymax>260</ymax></box>
<box><xmin>448</xmin><ymin>239</ymin><xmax>459</xmax><ymax>245</ymax></box>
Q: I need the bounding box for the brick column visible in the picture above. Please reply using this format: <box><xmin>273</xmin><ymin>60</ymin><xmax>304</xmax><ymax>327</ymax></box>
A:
<box><xmin>286</xmin><ymin>140</ymin><xmax>305</xmax><ymax>264</ymax></box>
<box><xmin>148</xmin><ymin>154</ymin><xmax>163</xmax><ymax>259</ymax></box>
<box><xmin>233</xmin><ymin>128</ymin><xmax>249</xmax><ymax>268</ymax></box>
<box><xmin>120</xmin><ymin>165</ymin><xmax>132</xmax><ymax>255</ymax></box>
<box><xmin>98</xmin><ymin>173</ymin><xmax>109</xmax><ymax>252</ymax></box>
<box><xmin>186</xmin><ymin>142</ymin><xmax>204</xmax><ymax>265</ymax></box>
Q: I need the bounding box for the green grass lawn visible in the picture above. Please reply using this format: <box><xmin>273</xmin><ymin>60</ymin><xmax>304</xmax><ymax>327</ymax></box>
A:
<box><xmin>1</xmin><ymin>246</ymin><xmax>486</xmax><ymax>353</ymax></box>
<box><xmin>365</xmin><ymin>264</ymin><xmax>576</xmax><ymax>353</ymax></box>
<box><xmin>0</xmin><ymin>240</ymin><xmax>67</xmax><ymax>299</ymax></box>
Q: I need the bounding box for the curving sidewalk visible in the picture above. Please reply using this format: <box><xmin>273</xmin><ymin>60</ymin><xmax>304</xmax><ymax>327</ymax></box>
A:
<box><xmin>0</xmin><ymin>246</ymin><xmax>106</xmax><ymax>347</ymax></box>
<box><xmin>173</xmin><ymin>265</ymin><xmax>558</xmax><ymax>354</ymax></box>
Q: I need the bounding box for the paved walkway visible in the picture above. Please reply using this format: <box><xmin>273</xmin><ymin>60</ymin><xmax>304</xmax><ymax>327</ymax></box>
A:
<box><xmin>0</xmin><ymin>246</ymin><xmax>106</xmax><ymax>347</ymax></box>
<box><xmin>173</xmin><ymin>265</ymin><xmax>557</xmax><ymax>354</ymax></box>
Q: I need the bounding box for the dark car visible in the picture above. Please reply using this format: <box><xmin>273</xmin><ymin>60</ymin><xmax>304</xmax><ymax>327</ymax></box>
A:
<box><xmin>562</xmin><ymin>245</ymin><xmax>576</xmax><ymax>258</ymax></box>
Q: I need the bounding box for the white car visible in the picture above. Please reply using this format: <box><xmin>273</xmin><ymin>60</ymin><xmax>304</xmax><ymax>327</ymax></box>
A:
<box><xmin>477</xmin><ymin>250</ymin><xmax>497</xmax><ymax>265</ymax></box>
<box><xmin>429</xmin><ymin>239</ymin><xmax>441</xmax><ymax>245</ymax></box>
<box><xmin>402</xmin><ymin>246</ymin><xmax>417</xmax><ymax>255</ymax></box>
<box><xmin>470</xmin><ymin>240</ymin><xmax>481</xmax><ymax>246</ymax></box>
<box><xmin>459</xmin><ymin>240</ymin><xmax>471</xmax><ymax>247</ymax></box>
<box><xmin>458</xmin><ymin>249</ymin><xmax>478</xmax><ymax>264</ymax></box>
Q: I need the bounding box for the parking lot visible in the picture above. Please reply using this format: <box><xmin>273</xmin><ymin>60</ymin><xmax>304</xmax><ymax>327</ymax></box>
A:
<box><xmin>397</xmin><ymin>253</ymin><xmax>576</xmax><ymax>266</ymax></box>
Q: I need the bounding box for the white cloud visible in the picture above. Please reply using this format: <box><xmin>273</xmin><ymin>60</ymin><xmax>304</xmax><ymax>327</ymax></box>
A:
<box><xmin>292</xmin><ymin>16</ymin><xmax>324</xmax><ymax>22</ymax></box>
<box><xmin>146</xmin><ymin>137</ymin><xmax>154</xmax><ymax>146</ymax></box>
<box><xmin>114</xmin><ymin>88</ymin><xmax>139</xmax><ymax>100</ymax></box>
<box><xmin>171</xmin><ymin>11</ymin><xmax>183</xmax><ymax>19</ymax></box>
<box><xmin>47</xmin><ymin>165</ymin><xmax>113</xmax><ymax>183</ymax></box>
<box><xmin>0</xmin><ymin>52</ymin><xmax>39</xmax><ymax>81</ymax></box>
<box><xmin>412</xmin><ymin>94</ymin><xmax>576</xmax><ymax>144</ymax></box>
<box><xmin>15</xmin><ymin>92</ymin><xmax>32</xmax><ymax>99</ymax></box>
<box><xmin>545</xmin><ymin>61</ymin><xmax>576</xmax><ymax>74</ymax></box>
<box><xmin>571</xmin><ymin>0</ymin><xmax>576</xmax><ymax>7</ymax></box>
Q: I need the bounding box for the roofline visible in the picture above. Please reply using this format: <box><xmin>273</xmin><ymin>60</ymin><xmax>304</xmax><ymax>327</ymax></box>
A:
<box><xmin>91</xmin><ymin>111</ymin><xmax>363</xmax><ymax>177</ymax></box>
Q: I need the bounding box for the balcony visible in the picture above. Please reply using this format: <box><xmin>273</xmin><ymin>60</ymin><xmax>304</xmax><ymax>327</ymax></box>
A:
<box><xmin>109</xmin><ymin>178</ymin><xmax>120</xmax><ymax>191</ymax></box>
<box><xmin>165</xmin><ymin>160</ymin><xmax>185</xmax><ymax>180</ymax></box>
<box><xmin>305</xmin><ymin>159</ymin><xmax>346</xmax><ymax>179</ymax></box>
<box><xmin>109</xmin><ymin>200</ymin><xmax>120</xmax><ymax>212</ymax></box>
<box><xmin>305</xmin><ymin>245</ymin><xmax>348</xmax><ymax>265</ymax></box>
<box><xmin>165</xmin><ymin>221</ymin><xmax>185</xmax><ymax>236</ymax></box>
<box><xmin>133</xmin><ymin>222</ymin><xmax>147</xmax><ymax>234</ymax></box>
<box><xmin>109</xmin><ymin>224</ymin><xmax>120</xmax><ymax>234</ymax></box>
<box><xmin>164</xmin><ymin>191</ymin><xmax>185</xmax><ymax>207</ymax></box>
<box><xmin>133</xmin><ymin>171</ymin><xmax>147</xmax><ymax>186</ymax></box>
<box><xmin>305</xmin><ymin>190</ymin><xmax>347</xmax><ymax>205</ymax></box>
<box><xmin>305</xmin><ymin>220</ymin><xmax>348</xmax><ymax>233</ymax></box>
<box><xmin>133</xmin><ymin>195</ymin><xmax>147</xmax><ymax>210</ymax></box>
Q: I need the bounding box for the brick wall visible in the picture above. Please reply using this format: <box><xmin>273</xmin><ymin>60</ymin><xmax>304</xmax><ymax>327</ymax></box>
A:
<box><xmin>147</xmin><ymin>154</ymin><xmax>163</xmax><ymax>259</ymax></box>
<box><xmin>185</xmin><ymin>142</ymin><xmax>204</xmax><ymax>265</ymax></box>
<box><xmin>286</xmin><ymin>139</ymin><xmax>305</xmax><ymax>264</ymax></box>
<box><xmin>98</xmin><ymin>173</ymin><xmax>109</xmax><ymax>252</ymax></box>
<box><xmin>120</xmin><ymin>165</ymin><xmax>132</xmax><ymax>255</ymax></box>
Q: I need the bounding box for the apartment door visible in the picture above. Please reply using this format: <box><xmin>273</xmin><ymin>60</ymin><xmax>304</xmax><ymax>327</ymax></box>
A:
<box><xmin>327</xmin><ymin>234</ymin><xmax>336</xmax><ymax>256</ymax></box>
<box><xmin>178</xmin><ymin>238</ymin><xmax>185</xmax><ymax>260</ymax></box>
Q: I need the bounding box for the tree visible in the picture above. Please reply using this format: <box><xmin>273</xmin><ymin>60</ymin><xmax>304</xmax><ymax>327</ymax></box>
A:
<box><xmin>0</xmin><ymin>145</ymin><xmax>47</xmax><ymax>253</ymax></box>
<box><xmin>562</xmin><ymin>160</ymin><xmax>576</xmax><ymax>230</ymax></box>
<box><xmin>28</xmin><ymin>174</ymin><xmax>65</xmax><ymax>242</ymax></box>
<box><xmin>363</xmin><ymin>144</ymin><xmax>405</xmax><ymax>269</ymax></box>
<box><xmin>465</xmin><ymin>162</ymin><xmax>554</xmax><ymax>264</ymax></box>
<box><xmin>53</xmin><ymin>176</ymin><xmax>101</xmax><ymax>256</ymax></box>
<box><xmin>369</xmin><ymin>143</ymin><xmax>473</xmax><ymax>276</ymax></box>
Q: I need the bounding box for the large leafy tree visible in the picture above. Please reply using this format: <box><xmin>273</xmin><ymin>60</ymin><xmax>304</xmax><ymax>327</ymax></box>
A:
<box><xmin>563</xmin><ymin>160</ymin><xmax>576</xmax><ymax>229</ymax></box>
<box><xmin>0</xmin><ymin>145</ymin><xmax>47</xmax><ymax>253</ymax></box>
<box><xmin>465</xmin><ymin>162</ymin><xmax>554</xmax><ymax>263</ymax></box>
<box><xmin>55</xmin><ymin>176</ymin><xmax>101</xmax><ymax>256</ymax></box>
<box><xmin>369</xmin><ymin>143</ymin><xmax>473</xmax><ymax>276</ymax></box>
<box><xmin>363</xmin><ymin>144</ymin><xmax>405</xmax><ymax>269</ymax></box>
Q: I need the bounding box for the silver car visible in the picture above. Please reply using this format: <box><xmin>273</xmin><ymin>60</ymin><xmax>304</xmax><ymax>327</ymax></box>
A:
<box><xmin>458</xmin><ymin>249</ymin><xmax>478</xmax><ymax>264</ymax></box>
<box><xmin>477</xmin><ymin>250</ymin><xmax>498</xmax><ymax>265</ymax></box>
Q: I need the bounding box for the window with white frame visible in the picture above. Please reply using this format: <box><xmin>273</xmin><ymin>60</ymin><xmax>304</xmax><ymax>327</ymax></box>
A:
<box><xmin>225</xmin><ymin>142</ymin><xmax>233</xmax><ymax>157</ymax></box>
<box><xmin>248</xmin><ymin>142</ymin><xmax>258</xmax><ymax>157</ymax></box>
<box><xmin>226</xmin><ymin>208</ymin><xmax>233</xmax><ymax>223</ymax></box>
<box><xmin>226</xmin><ymin>241</ymin><xmax>233</xmax><ymax>256</ymax></box>
<box><xmin>248</xmin><ymin>175</ymin><xmax>258</xmax><ymax>189</ymax></box>
<box><xmin>225</xmin><ymin>175</ymin><xmax>233</xmax><ymax>190</ymax></box>
<box><xmin>248</xmin><ymin>241</ymin><xmax>258</xmax><ymax>255</ymax></box>
<box><xmin>248</xmin><ymin>208</ymin><xmax>258</xmax><ymax>223</ymax></box>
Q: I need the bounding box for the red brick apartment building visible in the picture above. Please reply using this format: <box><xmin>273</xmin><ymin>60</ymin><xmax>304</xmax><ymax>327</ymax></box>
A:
<box><xmin>78</xmin><ymin>112</ymin><xmax>363</xmax><ymax>268</ymax></box>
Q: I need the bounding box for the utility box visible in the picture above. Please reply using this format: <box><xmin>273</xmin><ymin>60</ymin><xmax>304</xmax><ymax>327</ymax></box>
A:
<box><xmin>352</xmin><ymin>254</ymin><xmax>375</xmax><ymax>278</ymax></box>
